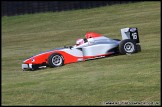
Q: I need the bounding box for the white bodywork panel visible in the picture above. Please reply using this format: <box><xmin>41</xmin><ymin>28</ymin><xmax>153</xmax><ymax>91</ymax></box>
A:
<box><xmin>61</xmin><ymin>48</ymin><xmax>83</xmax><ymax>57</ymax></box>
<box><xmin>69</xmin><ymin>36</ymin><xmax>119</xmax><ymax>57</ymax></box>
<box><xmin>82</xmin><ymin>44</ymin><xmax>117</xmax><ymax>56</ymax></box>
<box><xmin>121</xmin><ymin>28</ymin><xmax>130</xmax><ymax>40</ymax></box>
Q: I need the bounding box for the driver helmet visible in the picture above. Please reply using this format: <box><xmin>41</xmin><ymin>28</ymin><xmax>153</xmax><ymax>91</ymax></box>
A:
<box><xmin>76</xmin><ymin>38</ymin><xmax>84</xmax><ymax>46</ymax></box>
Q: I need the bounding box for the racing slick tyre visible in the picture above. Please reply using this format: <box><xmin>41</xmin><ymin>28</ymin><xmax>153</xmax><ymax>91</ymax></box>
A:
<box><xmin>30</xmin><ymin>64</ymin><xmax>39</xmax><ymax>71</ymax></box>
<box><xmin>119</xmin><ymin>39</ymin><xmax>137</xmax><ymax>54</ymax></box>
<box><xmin>48</xmin><ymin>53</ymin><xmax>64</xmax><ymax>67</ymax></box>
<box><xmin>136</xmin><ymin>44</ymin><xmax>141</xmax><ymax>52</ymax></box>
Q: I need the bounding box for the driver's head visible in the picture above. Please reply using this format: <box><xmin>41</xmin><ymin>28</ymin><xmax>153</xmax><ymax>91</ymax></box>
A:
<box><xmin>76</xmin><ymin>38</ymin><xmax>84</xmax><ymax>46</ymax></box>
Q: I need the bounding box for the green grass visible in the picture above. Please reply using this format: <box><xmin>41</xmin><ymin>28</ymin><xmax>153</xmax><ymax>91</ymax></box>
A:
<box><xmin>2</xmin><ymin>1</ymin><xmax>160</xmax><ymax>106</ymax></box>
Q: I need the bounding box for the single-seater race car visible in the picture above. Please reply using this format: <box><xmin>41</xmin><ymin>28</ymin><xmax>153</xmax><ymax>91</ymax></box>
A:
<box><xmin>22</xmin><ymin>27</ymin><xmax>141</xmax><ymax>71</ymax></box>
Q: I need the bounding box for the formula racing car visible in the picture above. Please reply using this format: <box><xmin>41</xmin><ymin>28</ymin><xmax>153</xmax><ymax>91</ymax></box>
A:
<box><xmin>22</xmin><ymin>27</ymin><xmax>141</xmax><ymax>71</ymax></box>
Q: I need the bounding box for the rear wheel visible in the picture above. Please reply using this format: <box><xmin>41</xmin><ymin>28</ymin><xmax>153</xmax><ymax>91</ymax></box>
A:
<box><xmin>48</xmin><ymin>53</ymin><xmax>64</xmax><ymax>67</ymax></box>
<box><xmin>119</xmin><ymin>39</ymin><xmax>137</xmax><ymax>54</ymax></box>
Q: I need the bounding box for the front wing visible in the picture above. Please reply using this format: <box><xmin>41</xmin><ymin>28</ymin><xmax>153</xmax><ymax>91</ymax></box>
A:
<box><xmin>22</xmin><ymin>64</ymin><xmax>46</xmax><ymax>71</ymax></box>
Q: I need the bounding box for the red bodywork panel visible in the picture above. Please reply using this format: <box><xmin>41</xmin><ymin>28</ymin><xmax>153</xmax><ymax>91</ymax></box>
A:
<box><xmin>23</xmin><ymin>50</ymin><xmax>82</xmax><ymax>65</ymax></box>
<box><xmin>23</xmin><ymin>49</ymin><xmax>113</xmax><ymax>66</ymax></box>
<box><xmin>85</xmin><ymin>32</ymin><xmax>101</xmax><ymax>39</ymax></box>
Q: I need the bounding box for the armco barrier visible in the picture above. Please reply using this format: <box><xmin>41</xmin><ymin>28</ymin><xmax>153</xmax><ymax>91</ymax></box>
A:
<box><xmin>2</xmin><ymin>1</ymin><xmax>140</xmax><ymax>16</ymax></box>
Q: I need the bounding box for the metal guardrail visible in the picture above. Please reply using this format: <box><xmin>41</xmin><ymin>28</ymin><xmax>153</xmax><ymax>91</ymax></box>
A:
<box><xmin>2</xmin><ymin>1</ymin><xmax>139</xmax><ymax>16</ymax></box>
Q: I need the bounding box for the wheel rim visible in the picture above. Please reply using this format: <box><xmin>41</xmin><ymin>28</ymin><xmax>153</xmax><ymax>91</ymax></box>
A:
<box><xmin>124</xmin><ymin>42</ymin><xmax>134</xmax><ymax>53</ymax></box>
<box><xmin>52</xmin><ymin>55</ymin><xmax>62</xmax><ymax>66</ymax></box>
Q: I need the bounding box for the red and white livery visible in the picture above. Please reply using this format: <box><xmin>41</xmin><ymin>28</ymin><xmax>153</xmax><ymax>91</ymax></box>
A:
<box><xmin>22</xmin><ymin>28</ymin><xmax>141</xmax><ymax>70</ymax></box>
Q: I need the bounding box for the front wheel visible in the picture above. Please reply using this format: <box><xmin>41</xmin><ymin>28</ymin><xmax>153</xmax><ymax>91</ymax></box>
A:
<box><xmin>48</xmin><ymin>53</ymin><xmax>64</xmax><ymax>67</ymax></box>
<box><xmin>119</xmin><ymin>39</ymin><xmax>137</xmax><ymax>54</ymax></box>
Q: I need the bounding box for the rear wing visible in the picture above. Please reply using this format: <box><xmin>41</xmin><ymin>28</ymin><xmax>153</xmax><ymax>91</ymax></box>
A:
<box><xmin>121</xmin><ymin>27</ymin><xmax>141</xmax><ymax>52</ymax></box>
<box><xmin>121</xmin><ymin>27</ymin><xmax>140</xmax><ymax>43</ymax></box>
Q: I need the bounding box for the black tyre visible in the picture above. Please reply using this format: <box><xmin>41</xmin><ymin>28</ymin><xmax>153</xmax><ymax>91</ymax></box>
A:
<box><xmin>30</xmin><ymin>64</ymin><xmax>39</xmax><ymax>71</ymax></box>
<box><xmin>48</xmin><ymin>53</ymin><xmax>64</xmax><ymax>67</ymax></box>
<box><xmin>136</xmin><ymin>44</ymin><xmax>141</xmax><ymax>52</ymax></box>
<box><xmin>119</xmin><ymin>39</ymin><xmax>137</xmax><ymax>54</ymax></box>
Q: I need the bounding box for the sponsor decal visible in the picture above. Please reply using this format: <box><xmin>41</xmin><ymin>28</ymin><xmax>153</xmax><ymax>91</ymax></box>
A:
<box><xmin>129</xmin><ymin>28</ymin><xmax>137</xmax><ymax>32</ymax></box>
